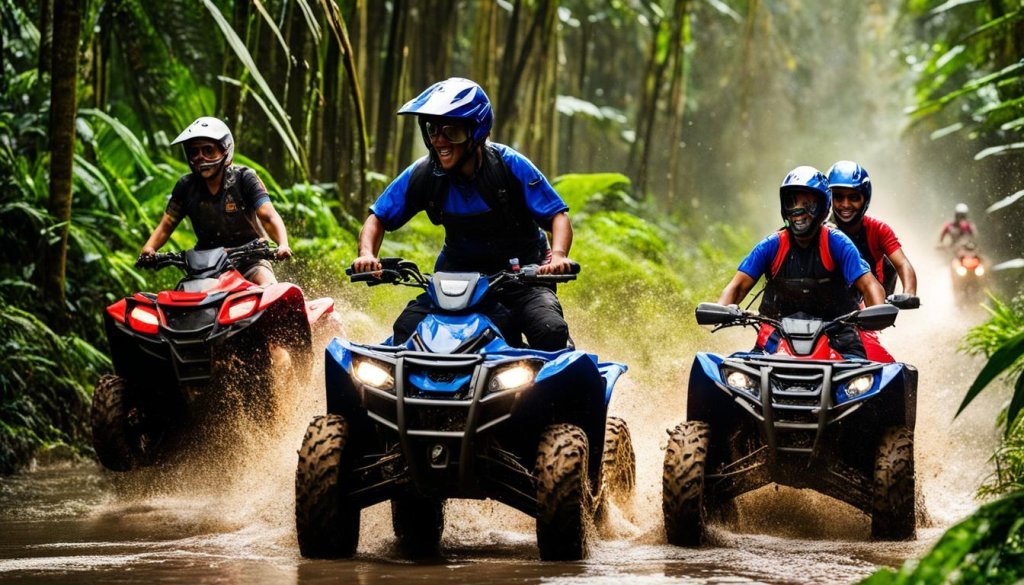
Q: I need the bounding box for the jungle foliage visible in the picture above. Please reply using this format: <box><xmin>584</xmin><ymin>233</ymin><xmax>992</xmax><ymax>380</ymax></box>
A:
<box><xmin>860</xmin><ymin>3</ymin><xmax>1024</xmax><ymax>581</ymax></box>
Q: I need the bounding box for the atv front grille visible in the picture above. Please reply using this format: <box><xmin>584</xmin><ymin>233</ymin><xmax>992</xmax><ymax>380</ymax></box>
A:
<box><xmin>405</xmin><ymin>406</ymin><xmax>467</xmax><ymax>432</ymax></box>
<box><xmin>162</xmin><ymin>307</ymin><xmax>218</xmax><ymax>332</ymax></box>
<box><xmin>769</xmin><ymin>369</ymin><xmax>824</xmax><ymax>425</ymax></box>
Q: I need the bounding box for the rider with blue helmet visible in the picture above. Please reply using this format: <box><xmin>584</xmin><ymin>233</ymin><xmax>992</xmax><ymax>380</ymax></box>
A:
<box><xmin>351</xmin><ymin>78</ymin><xmax>575</xmax><ymax>350</ymax></box>
<box><xmin>827</xmin><ymin>161</ymin><xmax>917</xmax><ymax>298</ymax></box>
<box><xmin>717</xmin><ymin>166</ymin><xmax>885</xmax><ymax>359</ymax></box>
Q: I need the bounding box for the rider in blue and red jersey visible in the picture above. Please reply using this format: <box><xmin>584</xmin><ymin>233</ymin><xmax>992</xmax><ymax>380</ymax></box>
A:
<box><xmin>717</xmin><ymin>166</ymin><xmax>885</xmax><ymax>359</ymax></box>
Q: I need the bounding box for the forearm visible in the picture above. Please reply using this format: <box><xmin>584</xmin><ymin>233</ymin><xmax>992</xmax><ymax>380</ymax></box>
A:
<box><xmin>358</xmin><ymin>215</ymin><xmax>385</xmax><ymax>257</ymax></box>
<box><xmin>549</xmin><ymin>212</ymin><xmax>573</xmax><ymax>255</ymax></box>
<box><xmin>856</xmin><ymin>274</ymin><xmax>885</xmax><ymax>306</ymax></box>
<box><xmin>143</xmin><ymin>215</ymin><xmax>177</xmax><ymax>251</ymax></box>
<box><xmin>718</xmin><ymin>273</ymin><xmax>755</xmax><ymax>306</ymax></box>
<box><xmin>261</xmin><ymin>213</ymin><xmax>289</xmax><ymax>248</ymax></box>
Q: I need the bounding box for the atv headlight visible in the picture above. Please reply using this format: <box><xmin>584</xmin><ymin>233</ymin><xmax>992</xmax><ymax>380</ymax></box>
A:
<box><xmin>724</xmin><ymin>369</ymin><xmax>759</xmax><ymax>394</ymax></box>
<box><xmin>843</xmin><ymin>374</ymin><xmax>875</xmax><ymax>400</ymax></box>
<box><xmin>488</xmin><ymin>362</ymin><xmax>535</xmax><ymax>393</ymax></box>
<box><xmin>955</xmin><ymin>265</ymin><xmax>968</xmax><ymax>276</ymax></box>
<box><xmin>975</xmin><ymin>265</ymin><xmax>985</xmax><ymax>276</ymax></box>
<box><xmin>353</xmin><ymin>359</ymin><xmax>394</xmax><ymax>391</ymax></box>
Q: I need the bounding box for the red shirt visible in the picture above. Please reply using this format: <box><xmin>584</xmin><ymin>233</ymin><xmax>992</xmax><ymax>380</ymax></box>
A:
<box><xmin>848</xmin><ymin>216</ymin><xmax>901</xmax><ymax>283</ymax></box>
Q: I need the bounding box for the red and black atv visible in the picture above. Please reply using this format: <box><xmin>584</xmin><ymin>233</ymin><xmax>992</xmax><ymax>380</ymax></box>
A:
<box><xmin>92</xmin><ymin>240</ymin><xmax>339</xmax><ymax>471</ymax></box>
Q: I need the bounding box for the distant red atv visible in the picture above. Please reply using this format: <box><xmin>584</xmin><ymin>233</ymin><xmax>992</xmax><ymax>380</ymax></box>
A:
<box><xmin>92</xmin><ymin>240</ymin><xmax>339</xmax><ymax>471</ymax></box>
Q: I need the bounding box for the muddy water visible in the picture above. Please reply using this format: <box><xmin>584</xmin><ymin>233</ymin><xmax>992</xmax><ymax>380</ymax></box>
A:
<box><xmin>0</xmin><ymin>248</ymin><xmax>1007</xmax><ymax>585</ymax></box>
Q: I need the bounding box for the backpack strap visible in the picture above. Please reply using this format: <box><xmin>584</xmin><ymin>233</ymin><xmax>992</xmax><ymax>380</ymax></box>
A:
<box><xmin>475</xmin><ymin>145</ymin><xmax>531</xmax><ymax>230</ymax></box>
<box><xmin>819</xmin><ymin>226</ymin><xmax>835</xmax><ymax>272</ymax></box>
<box><xmin>405</xmin><ymin>158</ymin><xmax>448</xmax><ymax>225</ymax></box>
<box><xmin>770</xmin><ymin>229</ymin><xmax>789</xmax><ymax>278</ymax></box>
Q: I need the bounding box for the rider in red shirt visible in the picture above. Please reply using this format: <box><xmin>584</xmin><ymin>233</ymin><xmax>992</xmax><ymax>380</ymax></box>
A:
<box><xmin>827</xmin><ymin>161</ymin><xmax>918</xmax><ymax>362</ymax></box>
<box><xmin>939</xmin><ymin>203</ymin><xmax>978</xmax><ymax>249</ymax></box>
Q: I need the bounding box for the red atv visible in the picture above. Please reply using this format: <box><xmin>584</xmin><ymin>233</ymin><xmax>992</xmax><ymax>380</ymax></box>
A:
<box><xmin>92</xmin><ymin>240</ymin><xmax>339</xmax><ymax>471</ymax></box>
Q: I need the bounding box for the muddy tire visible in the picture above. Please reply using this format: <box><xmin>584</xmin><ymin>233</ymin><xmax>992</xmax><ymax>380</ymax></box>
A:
<box><xmin>871</xmin><ymin>426</ymin><xmax>916</xmax><ymax>540</ymax></box>
<box><xmin>91</xmin><ymin>375</ymin><xmax>155</xmax><ymax>471</ymax></box>
<box><xmin>392</xmin><ymin>497</ymin><xmax>445</xmax><ymax>557</ymax></box>
<box><xmin>295</xmin><ymin>414</ymin><xmax>360</xmax><ymax>558</ymax></box>
<box><xmin>662</xmin><ymin>421</ymin><xmax>710</xmax><ymax>546</ymax></box>
<box><xmin>599</xmin><ymin>416</ymin><xmax>636</xmax><ymax>510</ymax></box>
<box><xmin>535</xmin><ymin>423</ymin><xmax>593</xmax><ymax>561</ymax></box>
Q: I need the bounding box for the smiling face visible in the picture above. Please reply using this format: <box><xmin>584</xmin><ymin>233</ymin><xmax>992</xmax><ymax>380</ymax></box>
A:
<box><xmin>784</xmin><ymin>190</ymin><xmax>820</xmax><ymax>235</ymax></box>
<box><xmin>831</xmin><ymin>187</ymin><xmax>865</xmax><ymax>225</ymax></box>
<box><xmin>423</xmin><ymin>117</ymin><xmax>473</xmax><ymax>174</ymax></box>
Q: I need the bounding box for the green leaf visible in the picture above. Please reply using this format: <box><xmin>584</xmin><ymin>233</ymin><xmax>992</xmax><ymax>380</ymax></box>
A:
<box><xmin>986</xmin><ymin>190</ymin><xmax>1024</xmax><ymax>214</ymax></box>
<box><xmin>1008</xmin><ymin>374</ymin><xmax>1024</xmax><ymax>437</ymax></box>
<box><xmin>976</xmin><ymin>142</ymin><xmax>1024</xmax><ymax>161</ymax></box>
<box><xmin>957</xmin><ymin>329</ymin><xmax>1024</xmax><ymax>418</ymax></box>
<box><xmin>201</xmin><ymin>0</ymin><xmax>306</xmax><ymax>174</ymax></box>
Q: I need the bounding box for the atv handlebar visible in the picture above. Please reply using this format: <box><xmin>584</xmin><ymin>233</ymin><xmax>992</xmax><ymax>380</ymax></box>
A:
<box><xmin>695</xmin><ymin>301</ymin><xmax>900</xmax><ymax>333</ymax></box>
<box><xmin>135</xmin><ymin>239</ymin><xmax>279</xmax><ymax>271</ymax></box>
<box><xmin>345</xmin><ymin>257</ymin><xmax>581</xmax><ymax>288</ymax></box>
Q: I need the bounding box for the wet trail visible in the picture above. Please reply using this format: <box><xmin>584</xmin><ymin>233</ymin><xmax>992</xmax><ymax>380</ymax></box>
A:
<box><xmin>0</xmin><ymin>247</ymin><xmax>1008</xmax><ymax>585</ymax></box>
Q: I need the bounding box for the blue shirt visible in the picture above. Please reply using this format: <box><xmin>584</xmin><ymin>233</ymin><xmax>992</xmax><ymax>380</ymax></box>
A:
<box><xmin>737</xmin><ymin>228</ymin><xmax>871</xmax><ymax>286</ymax></box>
<box><xmin>369</xmin><ymin>143</ymin><xmax>568</xmax><ymax>230</ymax></box>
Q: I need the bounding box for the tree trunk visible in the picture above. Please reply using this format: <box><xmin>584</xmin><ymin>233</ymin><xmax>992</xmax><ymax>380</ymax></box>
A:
<box><xmin>374</xmin><ymin>0</ymin><xmax>407</xmax><ymax>173</ymax></box>
<box><xmin>38</xmin><ymin>0</ymin><xmax>53</xmax><ymax>76</ymax></box>
<box><xmin>666</xmin><ymin>0</ymin><xmax>691</xmax><ymax>206</ymax></box>
<box><xmin>43</xmin><ymin>0</ymin><xmax>83</xmax><ymax>331</ymax></box>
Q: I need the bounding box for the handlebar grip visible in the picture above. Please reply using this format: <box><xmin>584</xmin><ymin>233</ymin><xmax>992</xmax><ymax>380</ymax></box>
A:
<box><xmin>349</xmin><ymin>272</ymin><xmax>380</xmax><ymax>283</ymax></box>
<box><xmin>530</xmin><ymin>274</ymin><xmax>578</xmax><ymax>283</ymax></box>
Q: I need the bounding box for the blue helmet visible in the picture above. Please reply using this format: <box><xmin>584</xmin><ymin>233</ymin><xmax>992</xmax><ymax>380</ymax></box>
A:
<box><xmin>779</xmin><ymin>166</ymin><xmax>831</xmax><ymax>235</ymax></box>
<box><xmin>827</xmin><ymin>160</ymin><xmax>872</xmax><ymax>227</ymax></box>
<box><xmin>398</xmin><ymin>77</ymin><xmax>493</xmax><ymax>144</ymax></box>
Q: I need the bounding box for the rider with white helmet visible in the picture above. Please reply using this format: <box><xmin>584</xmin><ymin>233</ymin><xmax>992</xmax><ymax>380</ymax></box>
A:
<box><xmin>139</xmin><ymin>117</ymin><xmax>291</xmax><ymax>285</ymax></box>
<box><xmin>939</xmin><ymin>203</ymin><xmax>978</xmax><ymax>249</ymax></box>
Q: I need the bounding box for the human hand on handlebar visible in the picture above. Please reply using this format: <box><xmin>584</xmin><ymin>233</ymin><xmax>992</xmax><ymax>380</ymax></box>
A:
<box><xmin>275</xmin><ymin>245</ymin><xmax>293</xmax><ymax>260</ymax></box>
<box><xmin>351</xmin><ymin>254</ymin><xmax>382</xmax><ymax>274</ymax></box>
<box><xmin>538</xmin><ymin>251</ymin><xmax>574</xmax><ymax>275</ymax></box>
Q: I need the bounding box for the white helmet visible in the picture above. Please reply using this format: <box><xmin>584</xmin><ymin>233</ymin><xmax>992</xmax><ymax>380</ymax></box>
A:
<box><xmin>171</xmin><ymin>117</ymin><xmax>234</xmax><ymax>173</ymax></box>
<box><xmin>955</xmin><ymin>203</ymin><xmax>969</xmax><ymax>214</ymax></box>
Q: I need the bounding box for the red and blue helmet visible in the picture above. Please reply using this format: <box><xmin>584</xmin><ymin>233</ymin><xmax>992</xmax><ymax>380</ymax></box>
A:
<box><xmin>398</xmin><ymin>78</ymin><xmax>493</xmax><ymax>147</ymax></box>
<box><xmin>780</xmin><ymin>166</ymin><xmax>831</xmax><ymax>235</ymax></box>
<box><xmin>827</xmin><ymin>160</ymin><xmax>872</xmax><ymax>226</ymax></box>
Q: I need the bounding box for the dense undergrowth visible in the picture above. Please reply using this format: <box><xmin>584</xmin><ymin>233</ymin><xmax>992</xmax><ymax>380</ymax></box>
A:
<box><xmin>0</xmin><ymin>96</ymin><xmax>749</xmax><ymax>475</ymax></box>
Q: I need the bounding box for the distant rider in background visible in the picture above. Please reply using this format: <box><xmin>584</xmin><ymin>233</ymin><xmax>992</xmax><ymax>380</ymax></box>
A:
<box><xmin>717</xmin><ymin>166</ymin><xmax>884</xmax><ymax>359</ymax></box>
<box><xmin>139</xmin><ymin>117</ymin><xmax>291</xmax><ymax>286</ymax></box>
<box><xmin>938</xmin><ymin>203</ymin><xmax>978</xmax><ymax>250</ymax></box>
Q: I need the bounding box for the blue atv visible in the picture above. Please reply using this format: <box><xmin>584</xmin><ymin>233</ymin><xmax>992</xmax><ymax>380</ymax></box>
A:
<box><xmin>662</xmin><ymin>299</ymin><xmax>920</xmax><ymax>546</ymax></box>
<box><xmin>295</xmin><ymin>258</ymin><xmax>633</xmax><ymax>561</ymax></box>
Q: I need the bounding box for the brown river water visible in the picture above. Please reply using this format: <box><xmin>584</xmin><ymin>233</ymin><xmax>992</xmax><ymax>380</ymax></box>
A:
<box><xmin>0</xmin><ymin>252</ymin><xmax>1006</xmax><ymax>584</ymax></box>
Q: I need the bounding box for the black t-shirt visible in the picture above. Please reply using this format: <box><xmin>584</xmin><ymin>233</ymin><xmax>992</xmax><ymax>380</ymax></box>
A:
<box><xmin>165</xmin><ymin>165</ymin><xmax>271</xmax><ymax>249</ymax></box>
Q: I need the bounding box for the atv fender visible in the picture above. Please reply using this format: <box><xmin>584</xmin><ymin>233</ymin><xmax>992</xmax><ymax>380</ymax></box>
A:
<box><xmin>258</xmin><ymin>282</ymin><xmax>305</xmax><ymax>311</ymax></box>
<box><xmin>522</xmin><ymin>351</ymin><xmax>609</xmax><ymax>483</ymax></box>
<box><xmin>686</xmin><ymin>353</ymin><xmax>731</xmax><ymax>424</ymax></box>
<box><xmin>305</xmin><ymin>297</ymin><xmax>336</xmax><ymax>324</ymax></box>
<box><xmin>324</xmin><ymin>339</ymin><xmax>376</xmax><ymax>433</ymax></box>
<box><xmin>597</xmin><ymin>362</ymin><xmax>628</xmax><ymax>404</ymax></box>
